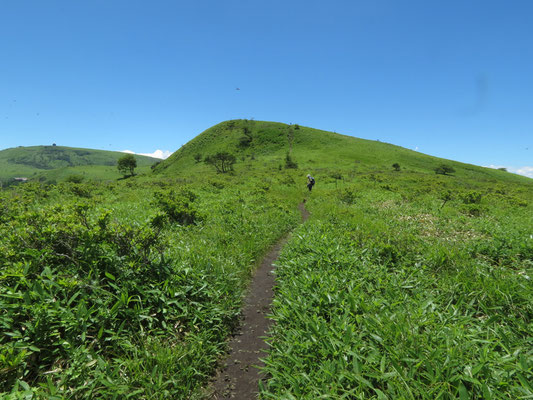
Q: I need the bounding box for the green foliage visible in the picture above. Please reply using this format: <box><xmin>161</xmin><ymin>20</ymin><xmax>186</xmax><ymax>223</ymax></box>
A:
<box><xmin>435</xmin><ymin>164</ymin><xmax>456</xmax><ymax>175</ymax></box>
<box><xmin>0</xmin><ymin>174</ymin><xmax>300</xmax><ymax>398</ymax></box>
<box><xmin>0</xmin><ymin>145</ymin><xmax>158</xmax><ymax>182</ymax></box>
<box><xmin>1</xmin><ymin>119</ymin><xmax>531</xmax><ymax>399</ymax></box>
<box><xmin>261</xmin><ymin>191</ymin><xmax>533</xmax><ymax>399</ymax></box>
<box><xmin>64</xmin><ymin>174</ymin><xmax>84</xmax><ymax>184</ymax></box>
<box><xmin>462</xmin><ymin>191</ymin><xmax>482</xmax><ymax>204</ymax></box>
<box><xmin>392</xmin><ymin>162</ymin><xmax>401</xmax><ymax>171</ymax></box>
<box><xmin>193</xmin><ymin>153</ymin><xmax>202</xmax><ymax>163</ymax></box>
<box><xmin>152</xmin><ymin>188</ymin><xmax>200</xmax><ymax>225</ymax></box>
<box><xmin>117</xmin><ymin>153</ymin><xmax>137</xmax><ymax>177</ymax></box>
<box><xmin>284</xmin><ymin>153</ymin><xmax>298</xmax><ymax>169</ymax></box>
<box><xmin>339</xmin><ymin>187</ymin><xmax>358</xmax><ymax>204</ymax></box>
<box><xmin>204</xmin><ymin>152</ymin><xmax>236</xmax><ymax>173</ymax></box>
<box><xmin>238</xmin><ymin>126</ymin><xmax>253</xmax><ymax>148</ymax></box>
<box><xmin>439</xmin><ymin>189</ymin><xmax>453</xmax><ymax>209</ymax></box>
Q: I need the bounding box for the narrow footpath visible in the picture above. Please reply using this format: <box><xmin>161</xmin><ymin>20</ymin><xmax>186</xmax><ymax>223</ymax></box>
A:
<box><xmin>209</xmin><ymin>203</ymin><xmax>309</xmax><ymax>399</ymax></box>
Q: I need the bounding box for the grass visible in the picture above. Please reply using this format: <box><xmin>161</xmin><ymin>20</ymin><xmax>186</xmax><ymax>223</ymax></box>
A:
<box><xmin>260</xmin><ymin>168</ymin><xmax>532</xmax><ymax>399</ymax></box>
<box><xmin>0</xmin><ymin>119</ymin><xmax>531</xmax><ymax>398</ymax></box>
<box><xmin>0</xmin><ymin>145</ymin><xmax>159</xmax><ymax>184</ymax></box>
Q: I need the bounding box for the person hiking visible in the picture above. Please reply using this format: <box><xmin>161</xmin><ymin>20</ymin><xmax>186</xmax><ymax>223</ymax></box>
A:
<box><xmin>307</xmin><ymin>174</ymin><xmax>315</xmax><ymax>191</ymax></box>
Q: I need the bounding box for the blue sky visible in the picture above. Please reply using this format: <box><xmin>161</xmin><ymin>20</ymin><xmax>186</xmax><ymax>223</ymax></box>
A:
<box><xmin>1</xmin><ymin>0</ymin><xmax>532</xmax><ymax>177</ymax></box>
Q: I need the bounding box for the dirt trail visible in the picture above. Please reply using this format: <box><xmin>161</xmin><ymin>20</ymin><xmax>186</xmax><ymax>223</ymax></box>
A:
<box><xmin>209</xmin><ymin>203</ymin><xmax>309</xmax><ymax>399</ymax></box>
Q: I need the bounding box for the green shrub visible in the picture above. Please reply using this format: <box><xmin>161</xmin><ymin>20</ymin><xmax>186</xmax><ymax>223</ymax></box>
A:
<box><xmin>435</xmin><ymin>164</ymin><xmax>455</xmax><ymax>175</ymax></box>
<box><xmin>462</xmin><ymin>191</ymin><xmax>482</xmax><ymax>204</ymax></box>
<box><xmin>152</xmin><ymin>189</ymin><xmax>200</xmax><ymax>225</ymax></box>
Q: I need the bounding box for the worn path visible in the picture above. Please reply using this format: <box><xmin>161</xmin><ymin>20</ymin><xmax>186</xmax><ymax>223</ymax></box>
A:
<box><xmin>209</xmin><ymin>203</ymin><xmax>309</xmax><ymax>399</ymax></box>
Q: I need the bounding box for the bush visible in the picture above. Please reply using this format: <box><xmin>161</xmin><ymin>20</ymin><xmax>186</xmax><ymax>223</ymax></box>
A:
<box><xmin>462</xmin><ymin>191</ymin><xmax>482</xmax><ymax>204</ymax></box>
<box><xmin>65</xmin><ymin>175</ymin><xmax>84</xmax><ymax>184</ymax></box>
<box><xmin>152</xmin><ymin>189</ymin><xmax>201</xmax><ymax>225</ymax></box>
<box><xmin>435</xmin><ymin>164</ymin><xmax>455</xmax><ymax>175</ymax></box>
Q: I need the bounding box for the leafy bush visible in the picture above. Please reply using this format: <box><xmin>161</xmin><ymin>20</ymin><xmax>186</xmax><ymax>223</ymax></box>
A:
<box><xmin>152</xmin><ymin>188</ymin><xmax>200</xmax><ymax>225</ymax></box>
<box><xmin>435</xmin><ymin>164</ymin><xmax>456</xmax><ymax>175</ymax></box>
<box><xmin>462</xmin><ymin>191</ymin><xmax>482</xmax><ymax>204</ymax></box>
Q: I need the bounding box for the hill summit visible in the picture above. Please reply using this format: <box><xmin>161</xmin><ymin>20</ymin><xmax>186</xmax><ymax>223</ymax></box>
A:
<box><xmin>154</xmin><ymin>119</ymin><xmax>528</xmax><ymax>185</ymax></box>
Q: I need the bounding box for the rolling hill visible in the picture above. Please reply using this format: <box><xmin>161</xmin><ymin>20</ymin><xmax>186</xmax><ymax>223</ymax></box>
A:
<box><xmin>155</xmin><ymin>119</ymin><xmax>531</xmax><ymax>186</ymax></box>
<box><xmin>0</xmin><ymin>145</ymin><xmax>160</xmax><ymax>184</ymax></box>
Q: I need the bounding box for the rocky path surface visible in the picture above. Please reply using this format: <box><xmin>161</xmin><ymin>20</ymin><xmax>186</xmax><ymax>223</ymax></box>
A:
<box><xmin>209</xmin><ymin>203</ymin><xmax>309</xmax><ymax>399</ymax></box>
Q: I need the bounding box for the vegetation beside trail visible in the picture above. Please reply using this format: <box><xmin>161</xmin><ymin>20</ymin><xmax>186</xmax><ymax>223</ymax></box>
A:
<box><xmin>262</xmin><ymin>172</ymin><xmax>532</xmax><ymax>399</ymax></box>
<box><xmin>0</xmin><ymin>173</ymin><xmax>301</xmax><ymax>398</ymax></box>
<box><xmin>1</xmin><ymin>119</ymin><xmax>531</xmax><ymax>398</ymax></box>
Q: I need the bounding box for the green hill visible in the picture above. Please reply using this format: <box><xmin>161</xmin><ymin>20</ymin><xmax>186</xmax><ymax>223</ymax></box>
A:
<box><xmin>155</xmin><ymin>119</ymin><xmax>530</xmax><ymax>186</ymax></box>
<box><xmin>0</xmin><ymin>145</ymin><xmax>160</xmax><ymax>184</ymax></box>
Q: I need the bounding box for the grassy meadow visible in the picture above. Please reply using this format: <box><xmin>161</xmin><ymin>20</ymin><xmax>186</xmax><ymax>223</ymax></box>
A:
<box><xmin>261</xmin><ymin>172</ymin><xmax>532</xmax><ymax>399</ymax></box>
<box><xmin>1</xmin><ymin>119</ymin><xmax>531</xmax><ymax>398</ymax></box>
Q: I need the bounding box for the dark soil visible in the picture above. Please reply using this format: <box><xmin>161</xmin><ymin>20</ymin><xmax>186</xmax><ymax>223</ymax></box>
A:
<box><xmin>208</xmin><ymin>203</ymin><xmax>309</xmax><ymax>399</ymax></box>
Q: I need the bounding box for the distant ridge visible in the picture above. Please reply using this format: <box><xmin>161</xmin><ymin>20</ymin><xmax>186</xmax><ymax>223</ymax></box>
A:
<box><xmin>0</xmin><ymin>145</ymin><xmax>159</xmax><ymax>183</ymax></box>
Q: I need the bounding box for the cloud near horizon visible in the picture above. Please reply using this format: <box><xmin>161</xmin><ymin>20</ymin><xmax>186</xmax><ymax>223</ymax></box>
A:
<box><xmin>487</xmin><ymin>165</ymin><xmax>533</xmax><ymax>179</ymax></box>
<box><xmin>121</xmin><ymin>149</ymin><xmax>172</xmax><ymax>159</ymax></box>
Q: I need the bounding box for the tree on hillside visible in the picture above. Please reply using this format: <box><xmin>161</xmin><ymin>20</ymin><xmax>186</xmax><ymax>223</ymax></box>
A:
<box><xmin>392</xmin><ymin>163</ymin><xmax>401</xmax><ymax>171</ymax></box>
<box><xmin>435</xmin><ymin>164</ymin><xmax>455</xmax><ymax>175</ymax></box>
<box><xmin>117</xmin><ymin>154</ymin><xmax>137</xmax><ymax>177</ymax></box>
<box><xmin>204</xmin><ymin>152</ymin><xmax>236</xmax><ymax>173</ymax></box>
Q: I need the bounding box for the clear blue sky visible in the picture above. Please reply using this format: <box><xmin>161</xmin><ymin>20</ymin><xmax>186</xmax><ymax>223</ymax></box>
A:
<box><xmin>1</xmin><ymin>0</ymin><xmax>532</xmax><ymax>177</ymax></box>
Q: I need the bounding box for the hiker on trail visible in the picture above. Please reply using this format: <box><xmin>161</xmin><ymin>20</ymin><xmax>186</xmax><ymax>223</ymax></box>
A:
<box><xmin>307</xmin><ymin>174</ymin><xmax>315</xmax><ymax>191</ymax></box>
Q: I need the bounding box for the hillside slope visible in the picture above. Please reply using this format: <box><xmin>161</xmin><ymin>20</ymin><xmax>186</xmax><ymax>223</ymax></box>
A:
<box><xmin>154</xmin><ymin>119</ymin><xmax>530</xmax><ymax>186</ymax></box>
<box><xmin>0</xmin><ymin>145</ymin><xmax>159</xmax><ymax>183</ymax></box>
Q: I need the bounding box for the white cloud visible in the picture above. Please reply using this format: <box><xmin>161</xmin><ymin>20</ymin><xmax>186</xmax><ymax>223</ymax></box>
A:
<box><xmin>511</xmin><ymin>166</ymin><xmax>533</xmax><ymax>179</ymax></box>
<box><xmin>121</xmin><ymin>149</ymin><xmax>172</xmax><ymax>159</ymax></box>
<box><xmin>486</xmin><ymin>165</ymin><xmax>533</xmax><ymax>179</ymax></box>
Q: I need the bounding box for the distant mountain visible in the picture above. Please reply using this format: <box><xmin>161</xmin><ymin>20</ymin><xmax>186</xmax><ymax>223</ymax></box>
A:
<box><xmin>0</xmin><ymin>145</ymin><xmax>160</xmax><ymax>183</ymax></box>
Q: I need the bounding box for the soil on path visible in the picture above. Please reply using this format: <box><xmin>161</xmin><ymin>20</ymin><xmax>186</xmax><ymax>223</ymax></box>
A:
<box><xmin>209</xmin><ymin>203</ymin><xmax>309</xmax><ymax>399</ymax></box>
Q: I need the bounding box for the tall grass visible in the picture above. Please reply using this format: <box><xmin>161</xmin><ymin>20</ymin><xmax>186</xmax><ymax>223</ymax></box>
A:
<box><xmin>0</xmin><ymin>177</ymin><xmax>300</xmax><ymax>398</ymax></box>
<box><xmin>261</xmin><ymin>178</ymin><xmax>532</xmax><ymax>399</ymax></box>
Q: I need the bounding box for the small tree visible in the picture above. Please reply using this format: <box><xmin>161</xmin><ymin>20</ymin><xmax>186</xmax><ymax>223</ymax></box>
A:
<box><xmin>435</xmin><ymin>164</ymin><xmax>455</xmax><ymax>175</ymax></box>
<box><xmin>439</xmin><ymin>190</ymin><xmax>453</xmax><ymax>209</ymax></box>
<box><xmin>194</xmin><ymin>153</ymin><xmax>202</xmax><ymax>163</ymax></box>
<box><xmin>204</xmin><ymin>152</ymin><xmax>236</xmax><ymax>173</ymax></box>
<box><xmin>392</xmin><ymin>163</ymin><xmax>401</xmax><ymax>171</ymax></box>
<box><xmin>117</xmin><ymin>154</ymin><xmax>137</xmax><ymax>177</ymax></box>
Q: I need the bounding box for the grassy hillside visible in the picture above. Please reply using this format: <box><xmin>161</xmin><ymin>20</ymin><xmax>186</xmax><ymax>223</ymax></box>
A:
<box><xmin>1</xmin><ymin>120</ymin><xmax>531</xmax><ymax>399</ymax></box>
<box><xmin>155</xmin><ymin>119</ymin><xmax>530</xmax><ymax>186</ymax></box>
<box><xmin>0</xmin><ymin>145</ymin><xmax>159</xmax><ymax>183</ymax></box>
